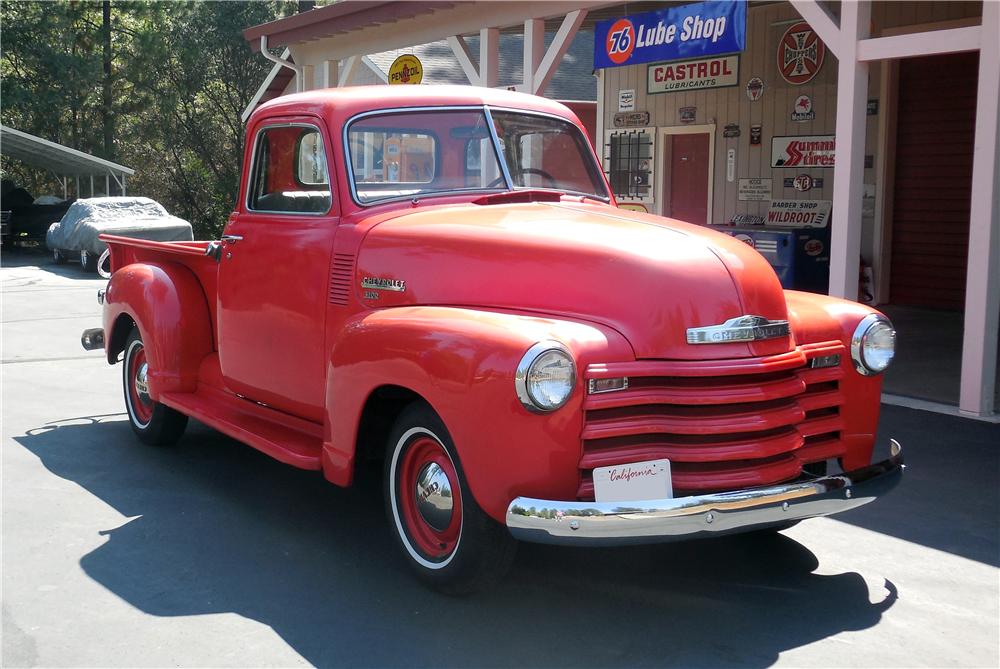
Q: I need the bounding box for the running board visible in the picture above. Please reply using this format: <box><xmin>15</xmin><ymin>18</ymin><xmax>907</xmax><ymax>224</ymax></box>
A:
<box><xmin>159</xmin><ymin>387</ymin><xmax>323</xmax><ymax>470</ymax></box>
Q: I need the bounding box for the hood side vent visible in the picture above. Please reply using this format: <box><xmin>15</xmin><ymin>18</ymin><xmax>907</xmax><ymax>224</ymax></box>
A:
<box><xmin>329</xmin><ymin>253</ymin><xmax>355</xmax><ymax>305</ymax></box>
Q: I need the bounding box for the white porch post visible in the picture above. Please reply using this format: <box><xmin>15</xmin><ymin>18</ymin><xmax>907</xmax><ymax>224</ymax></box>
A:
<box><xmin>827</xmin><ymin>1</ymin><xmax>871</xmax><ymax>301</ymax></box>
<box><xmin>480</xmin><ymin>27</ymin><xmax>499</xmax><ymax>88</ymax></box>
<box><xmin>960</xmin><ymin>0</ymin><xmax>1000</xmax><ymax>417</ymax></box>
<box><xmin>121</xmin><ymin>173</ymin><xmax>126</xmax><ymax>196</ymax></box>
<box><xmin>105</xmin><ymin>174</ymin><xmax>110</xmax><ymax>196</ymax></box>
<box><xmin>300</xmin><ymin>64</ymin><xmax>315</xmax><ymax>91</ymax></box>
<box><xmin>523</xmin><ymin>19</ymin><xmax>544</xmax><ymax>92</ymax></box>
<box><xmin>320</xmin><ymin>59</ymin><xmax>338</xmax><ymax>88</ymax></box>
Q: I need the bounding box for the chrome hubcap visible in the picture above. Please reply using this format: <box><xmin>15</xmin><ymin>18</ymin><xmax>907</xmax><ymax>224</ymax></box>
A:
<box><xmin>134</xmin><ymin>362</ymin><xmax>149</xmax><ymax>401</ymax></box>
<box><xmin>415</xmin><ymin>462</ymin><xmax>454</xmax><ymax>531</ymax></box>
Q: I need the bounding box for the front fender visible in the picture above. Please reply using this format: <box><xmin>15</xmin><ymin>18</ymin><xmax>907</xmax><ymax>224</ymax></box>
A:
<box><xmin>324</xmin><ymin>306</ymin><xmax>634</xmax><ymax>522</ymax></box>
<box><xmin>103</xmin><ymin>262</ymin><xmax>213</xmax><ymax>399</ymax></box>
<box><xmin>784</xmin><ymin>290</ymin><xmax>887</xmax><ymax>469</ymax></box>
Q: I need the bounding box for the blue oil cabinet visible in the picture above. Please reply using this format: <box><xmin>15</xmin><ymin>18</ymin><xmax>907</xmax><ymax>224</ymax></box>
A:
<box><xmin>722</xmin><ymin>226</ymin><xmax>831</xmax><ymax>294</ymax></box>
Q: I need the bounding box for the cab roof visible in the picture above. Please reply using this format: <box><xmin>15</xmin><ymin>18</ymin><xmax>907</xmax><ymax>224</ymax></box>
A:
<box><xmin>249</xmin><ymin>85</ymin><xmax>579</xmax><ymax>128</ymax></box>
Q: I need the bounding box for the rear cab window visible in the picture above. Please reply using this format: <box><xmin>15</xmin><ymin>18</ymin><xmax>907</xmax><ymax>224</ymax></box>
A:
<box><xmin>248</xmin><ymin>124</ymin><xmax>332</xmax><ymax>214</ymax></box>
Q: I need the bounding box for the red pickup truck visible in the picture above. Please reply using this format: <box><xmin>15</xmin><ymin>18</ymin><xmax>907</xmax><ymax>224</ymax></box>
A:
<box><xmin>83</xmin><ymin>86</ymin><xmax>902</xmax><ymax>593</ymax></box>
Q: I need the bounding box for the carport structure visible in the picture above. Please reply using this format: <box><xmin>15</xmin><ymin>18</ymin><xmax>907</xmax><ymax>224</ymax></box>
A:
<box><xmin>0</xmin><ymin>124</ymin><xmax>134</xmax><ymax>198</ymax></box>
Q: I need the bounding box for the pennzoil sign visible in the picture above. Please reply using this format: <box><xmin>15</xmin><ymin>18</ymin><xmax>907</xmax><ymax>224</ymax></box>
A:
<box><xmin>388</xmin><ymin>55</ymin><xmax>423</xmax><ymax>85</ymax></box>
<box><xmin>771</xmin><ymin>135</ymin><xmax>835</xmax><ymax>168</ymax></box>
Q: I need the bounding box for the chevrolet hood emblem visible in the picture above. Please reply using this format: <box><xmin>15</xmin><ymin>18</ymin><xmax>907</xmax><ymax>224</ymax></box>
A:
<box><xmin>686</xmin><ymin>315</ymin><xmax>791</xmax><ymax>344</ymax></box>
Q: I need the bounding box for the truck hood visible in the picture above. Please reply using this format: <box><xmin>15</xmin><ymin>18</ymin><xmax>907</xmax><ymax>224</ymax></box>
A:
<box><xmin>356</xmin><ymin>201</ymin><xmax>793</xmax><ymax>360</ymax></box>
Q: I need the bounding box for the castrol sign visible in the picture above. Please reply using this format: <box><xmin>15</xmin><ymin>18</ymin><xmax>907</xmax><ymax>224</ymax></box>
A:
<box><xmin>771</xmin><ymin>135</ymin><xmax>835</xmax><ymax>168</ymax></box>
<box><xmin>648</xmin><ymin>55</ymin><xmax>739</xmax><ymax>93</ymax></box>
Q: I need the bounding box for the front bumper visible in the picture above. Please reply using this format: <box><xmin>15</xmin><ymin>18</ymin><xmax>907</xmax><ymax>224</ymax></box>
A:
<box><xmin>506</xmin><ymin>440</ymin><xmax>903</xmax><ymax>546</ymax></box>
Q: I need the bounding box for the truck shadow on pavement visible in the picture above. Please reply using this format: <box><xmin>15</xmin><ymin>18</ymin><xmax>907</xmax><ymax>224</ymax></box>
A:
<box><xmin>17</xmin><ymin>417</ymin><xmax>896</xmax><ymax>668</ymax></box>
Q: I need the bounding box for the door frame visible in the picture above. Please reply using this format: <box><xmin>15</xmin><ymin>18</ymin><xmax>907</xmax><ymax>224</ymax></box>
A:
<box><xmin>658</xmin><ymin>123</ymin><xmax>716</xmax><ymax>223</ymax></box>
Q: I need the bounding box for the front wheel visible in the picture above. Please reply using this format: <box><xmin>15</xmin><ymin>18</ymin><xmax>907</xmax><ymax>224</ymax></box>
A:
<box><xmin>385</xmin><ymin>403</ymin><xmax>517</xmax><ymax>594</ymax></box>
<box><xmin>123</xmin><ymin>328</ymin><xmax>188</xmax><ymax>446</ymax></box>
<box><xmin>52</xmin><ymin>249</ymin><xmax>67</xmax><ymax>265</ymax></box>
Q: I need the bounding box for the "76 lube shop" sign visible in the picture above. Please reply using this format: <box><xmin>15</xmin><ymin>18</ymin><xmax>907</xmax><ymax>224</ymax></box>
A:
<box><xmin>595</xmin><ymin>0</ymin><xmax>746</xmax><ymax>69</ymax></box>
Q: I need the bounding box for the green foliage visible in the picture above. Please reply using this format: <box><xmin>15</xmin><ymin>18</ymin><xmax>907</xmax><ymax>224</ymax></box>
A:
<box><xmin>1</xmin><ymin>0</ymin><xmax>298</xmax><ymax>238</ymax></box>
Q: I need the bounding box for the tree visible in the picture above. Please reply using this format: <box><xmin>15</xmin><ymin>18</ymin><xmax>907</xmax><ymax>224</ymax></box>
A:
<box><xmin>1</xmin><ymin>1</ymin><xmax>299</xmax><ymax>238</ymax></box>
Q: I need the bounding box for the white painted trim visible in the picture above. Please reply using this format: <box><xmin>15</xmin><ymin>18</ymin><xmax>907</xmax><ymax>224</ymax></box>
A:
<box><xmin>523</xmin><ymin>18</ymin><xmax>544</xmax><ymax>92</ymax></box>
<box><xmin>788</xmin><ymin>0</ymin><xmax>842</xmax><ymax>58</ymax></box>
<box><xmin>959</xmin><ymin>0</ymin><xmax>1000</xmax><ymax>417</ymax></box>
<box><xmin>479</xmin><ymin>28</ymin><xmax>499</xmax><ymax>88</ymax></box>
<box><xmin>362</xmin><ymin>56</ymin><xmax>388</xmax><ymax>83</ymax></box>
<box><xmin>872</xmin><ymin>59</ymin><xmax>899</xmax><ymax>306</ymax></box>
<box><xmin>447</xmin><ymin>35</ymin><xmax>479</xmax><ymax>85</ymax></box>
<box><xmin>826</xmin><ymin>0</ymin><xmax>870</xmax><ymax>301</ymax></box>
<box><xmin>320</xmin><ymin>59</ymin><xmax>338</xmax><ymax>88</ymax></box>
<box><xmin>658</xmin><ymin>124</ymin><xmax>716</xmax><ymax>225</ymax></box>
<box><xmin>881</xmin><ymin>394</ymin><xmax>1000</xmax><ymax>424</ymax></box>
<box><xmin>242</xmin><ymin>48</ymin><xmax>290</xmax><ymax>123</ymax></box>
<box><xmin>338</xmin><ymin>55</ymin><xmax>359</xmax><ymax>87</ymax></box>
<box><xmin>858</xmin><ymin>26</ymin><xmax>982</xmax><ymax>62</ymax></box>
<box><xmin>533</xmin><ymin>10</ymin><xmax>587</xmax><ymax>95</ymax></box>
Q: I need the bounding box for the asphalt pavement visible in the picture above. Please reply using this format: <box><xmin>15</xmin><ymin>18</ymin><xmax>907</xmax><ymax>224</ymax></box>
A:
<box><xmin>3</xmin><ymin>250</ymin><xmax>998</xmax><ymax>668</ymax></box>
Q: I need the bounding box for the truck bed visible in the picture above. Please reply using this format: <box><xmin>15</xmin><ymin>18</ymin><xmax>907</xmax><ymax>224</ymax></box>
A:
<box><xmin>101</xmin><ymin>233</ymin><xmax>220</xmax><ymax>322</ymax></box>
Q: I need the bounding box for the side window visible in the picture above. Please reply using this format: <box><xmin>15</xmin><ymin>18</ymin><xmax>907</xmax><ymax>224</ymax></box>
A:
<box><xmin>249</xmin><ymin>126</ymin><xmax>331</xmax><ymax>214</ymax></box>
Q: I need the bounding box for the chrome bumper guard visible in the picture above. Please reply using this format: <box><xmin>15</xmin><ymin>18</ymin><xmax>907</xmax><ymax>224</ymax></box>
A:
<box><xmin>506</xmin><ymin>440</ymin><xmax>903</xmax><ymax>546</ymax></box>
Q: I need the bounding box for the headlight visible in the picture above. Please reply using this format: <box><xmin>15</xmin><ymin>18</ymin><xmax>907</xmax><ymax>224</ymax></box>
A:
<box><xmin>851</xmin><ymin>314</ymin><xmax>896</xmax><ymax>375</ymax></box>
<box><xmin>515</xmin><ymin>341</ymin><xmax>576</xmax><ymax>412</ymax></box>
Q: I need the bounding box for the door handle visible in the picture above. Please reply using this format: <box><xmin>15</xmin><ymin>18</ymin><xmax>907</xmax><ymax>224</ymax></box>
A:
<box><xmin>222</xmin><ymin>234</ymin><xmax>243</xmax><ymax>243</ymax></box>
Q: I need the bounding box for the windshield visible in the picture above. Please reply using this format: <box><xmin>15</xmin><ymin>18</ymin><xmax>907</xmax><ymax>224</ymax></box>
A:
<box><xmin>346</xmin><ymin>108</ymin><xmax>609</xmax><ymax>204</ymax></box>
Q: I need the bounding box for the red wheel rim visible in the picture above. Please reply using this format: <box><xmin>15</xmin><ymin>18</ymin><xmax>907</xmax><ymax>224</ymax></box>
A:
<box><xmin>397</xmin><ymin>436</ymin><xmax>462</xmax><ymax>561</ymax></box>
<box><xmin>127</xmin><ymin>343</ymin><xmax>154</xmax><ymax>425</ymax></box>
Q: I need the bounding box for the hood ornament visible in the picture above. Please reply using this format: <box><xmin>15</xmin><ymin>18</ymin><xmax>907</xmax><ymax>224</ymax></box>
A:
<box><xmin>686</xmin><ymin>315</ymin><xmax>790</xmax><ymax>344</ymax></box>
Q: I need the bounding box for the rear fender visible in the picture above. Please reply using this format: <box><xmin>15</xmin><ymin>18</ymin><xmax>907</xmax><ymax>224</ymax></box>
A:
<box><xmin>103</xmin><ymin>262</ymin><xmax>213</xmax><ymax>399</ymax></box>
<box><xmin>323</xmin><ymin>306</ymin><xmax>633</xmax><ymax>523</ymax></box>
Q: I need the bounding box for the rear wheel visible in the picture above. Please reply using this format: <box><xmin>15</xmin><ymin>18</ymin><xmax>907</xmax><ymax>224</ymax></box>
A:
<box><xmin>52</xmin><ymin>249</ymin><xmax>67</xmax><ymax>265</ymax></box>
<box><xmin>123</xmin><ymin>328</ymin><xmax>188</xmax><ymax>446</ymax></box>
<box><xmin>385</xmin><ymin>403</ymin><xmax>517</xmax><ymax>594</ymax></box>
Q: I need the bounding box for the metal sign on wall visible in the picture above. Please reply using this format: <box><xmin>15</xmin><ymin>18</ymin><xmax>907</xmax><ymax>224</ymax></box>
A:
<box><xmin>771</xmin><ymin>135</ymin><xmax>835</xmax><ymax>168</ymax></box>
<box><xmin>648</xmin><ymin>55</ymin><xmax>739</xmax><ymax>93</ymax></box>
<box><xmin>595</xmin><ymin>0</ymin><xmax>746</xmax><ymax>69</ymax></box>
<box><xmin>738</xmin><ymin>178</ymin><xmax>772</xmax><ymax>201</ymax></box>
<box><xmin>767</xmin><ymin>200</ymin><xmax>832</xmax><ymax>227</ymax></box>
<box><xmin>613</xmin><ymin>111</ymin><xmax>651</xmax><ymax>128</ymax></box>
<box><xmin>388</xmin><ymin>55</ymin><xmax>423</xmax><ymax>85</ymax></box>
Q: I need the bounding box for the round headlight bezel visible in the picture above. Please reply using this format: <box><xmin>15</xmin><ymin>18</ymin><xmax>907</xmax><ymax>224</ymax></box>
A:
<box><xmin>851</xmin><ymin>314</ymin><xmax>896</xmax><ymax>376</ymax></box>
<box><xmin>515</xmin><ymin>341</ymin><xmax>576</xmax><ymax>413</ymax></box>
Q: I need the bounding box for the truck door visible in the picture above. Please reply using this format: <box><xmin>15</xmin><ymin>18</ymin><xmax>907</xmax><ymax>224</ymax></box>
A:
<box><xmin>217</xmin><ymin>119</ymin><xmax>336</xmax><ymax>422</ymax></box>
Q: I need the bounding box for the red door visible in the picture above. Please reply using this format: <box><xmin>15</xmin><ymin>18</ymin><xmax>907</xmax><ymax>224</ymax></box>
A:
<box><xmin>667</xmin><ymin>133</ymin><xmax>710</xmax><ymax>224</ymax></box>
<box><xmin>889</xmin><ymin>52</ymin><xmax>977</xmax><ymax>310</ymax></box>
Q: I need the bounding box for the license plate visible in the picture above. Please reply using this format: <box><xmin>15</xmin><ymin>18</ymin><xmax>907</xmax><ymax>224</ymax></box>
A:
<box><xmin>593</xmin><ymin>459</ymin><xmax>673</xmax><ymax>503</ymax></box>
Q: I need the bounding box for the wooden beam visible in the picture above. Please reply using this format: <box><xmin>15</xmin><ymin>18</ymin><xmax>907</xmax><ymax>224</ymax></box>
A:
<box><xmin>857</xmin><ymin>26</ymin><xmax>981</xmax><ymax>62</ymax></box>
<box><xmin>960</xmin><ymin>0</ymin><xmax>1000</xmax><ymax>417</ymax></box>
<box><xmin>447</xmin><ymin>35</ymin><xmax>479</xmax><ymax>85</ymax></box>
<box><xmin>320</xmin><ymin>59</ymin><xmax>338</xmax><ymax>88</ymax></box>
<box><xmin>523</xmin><ymin>18</ymin><xmax>544</xmax><ymax>92</ymax></box>
<box><xmin>789</xmin><ymin>0</ymin><xmax>842</xmax><ymax>58</ymax></box>
<box><xmin>533</xmin><ymin>10</ymin><xmax>587</xmax><ymax>95</ymax></box>
<box><xmin>480</xmin><ymin>27</ymin><xmax>499</xmax><ymax>88</ymax></box>
<box><xmin>338</xmin><ymin>55</ymin><xmax>359</xmax><ymax>87</ymax></box>
<box><xmin>826</xmin><ymin>0</ymin><xmax>870</xmax><ymax>300</ymax></box>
